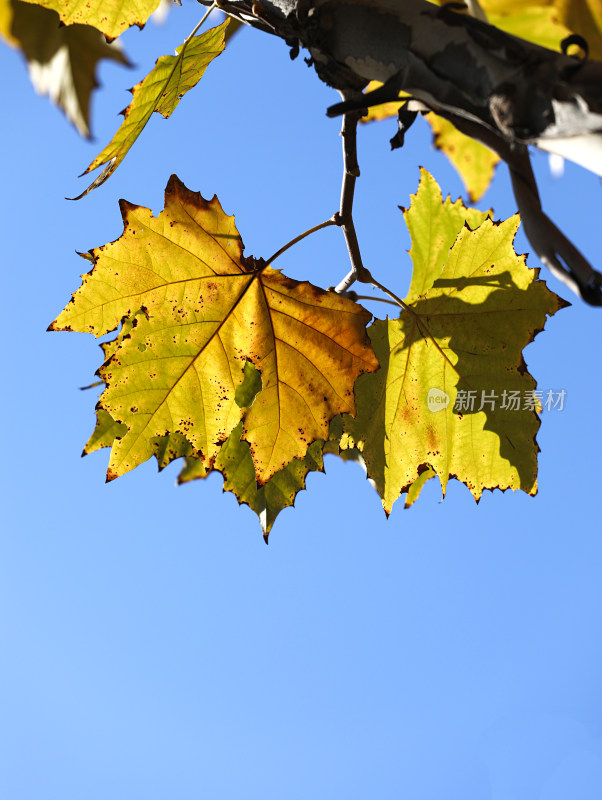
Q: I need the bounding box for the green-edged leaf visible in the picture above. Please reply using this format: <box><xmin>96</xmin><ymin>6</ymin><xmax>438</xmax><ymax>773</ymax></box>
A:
<box><xmin>50</xmin><ymin>175</ymin><xmax>378</xmax><ymax>484</ymax></box>
<box><xmin>342</xmin><ymin>170</ymin><xmax>567</xmax><ymax>514</ymax></box>
<box><xmin>0</xmin><ymin>0</ymin><xmax>129</xmax><ymax>137</ymax></box>
<box><xmin>179</xmin><ymin>423</ymin><xmax>327</xmax><ymax>538</ymax></box>
<box><xmin>74</xmin><ymin>20</ymin><xmax>228</xmax><ymax>197</ymax></box>
<box><xmin>83</xmin><ymin>408</ymin><xmax>127</xmax><ymax>455</ymax></box>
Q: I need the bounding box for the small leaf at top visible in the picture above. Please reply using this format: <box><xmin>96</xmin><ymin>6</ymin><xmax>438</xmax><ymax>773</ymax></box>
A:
<box><xmin>73</xmin><ymin>19</ymin><xmax>229</xmax><ymax>197</ymax></box>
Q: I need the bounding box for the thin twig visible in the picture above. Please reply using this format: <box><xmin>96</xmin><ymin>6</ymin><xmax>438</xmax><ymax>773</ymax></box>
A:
<box><xmin>334</xmin><ymin>91</ymin><xmax>373</xmax><ymax>293</ymax></box>
<box><xmin>354</xmin><ymin>295</ymin><xmax>400</xmax><ymax>307</ymax></box>
<box><xmin>266</xmin><ymin>217</ymin><xmax>338</xmax><ymax>265</ymax></box>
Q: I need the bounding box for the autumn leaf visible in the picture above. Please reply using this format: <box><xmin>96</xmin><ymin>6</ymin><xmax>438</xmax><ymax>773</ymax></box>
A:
<box><xmin>50</xmin><ymin>175</ymin><xmax>378</xmax><ymax>484</ymax></box>
<box><xmin>0</xmin><ymin>0</ymin><xmax>129</xmax><ymax>137</ymax></box>
<box><xmin>74</xmin><ymin>19</ymin><xmax>229</xmax><ymax>198</ymax></box>
<box><xmin>23</xmin><ymin>0</ymin><xmax>161</xmax><ymax>40</ymax></box>
<box><xmin>177</xmin><ymin>364</ymin><xmax>352</xmax><ymax>538</ymax></box>
<box><xmin>341</xmin><ymin>169</ymin><xmax>566</xmax><ymax>514</ymax></box>
<box><xmin>82</xmin><ymin>361</ymin><xmax>335</xmax><ymax>537</ymax></box>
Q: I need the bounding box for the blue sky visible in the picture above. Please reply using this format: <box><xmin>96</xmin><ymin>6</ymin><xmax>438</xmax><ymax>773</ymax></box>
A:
<box><xmin>1</xmin><ymin>3</ymin><xmax>602</xmax><ymax>798</ymax></box>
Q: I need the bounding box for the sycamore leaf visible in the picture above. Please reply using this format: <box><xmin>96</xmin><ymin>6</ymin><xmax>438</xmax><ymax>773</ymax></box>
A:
<box><xmin>0</xmin><ymin>0</ymin><xmax>129</xmax><ymax>137</ymax></box>
<box><xmin>50</xmin><ymin>175</ymin><xmax>378</xmax><ymax>484</ymax></box>
<box><xmin>74</xmin><ymin>20</ymin><xmax>228</xmax><ymax>198</ymax></box>
<box><xmin>23</xmin><ymin>0</ymin><xmax>161</xmax><ymax>40</ymax></box>
<box><xmin>341</xmin><ymin>169</ymin><xmax>566</xmax><ymax>514</ymax></box>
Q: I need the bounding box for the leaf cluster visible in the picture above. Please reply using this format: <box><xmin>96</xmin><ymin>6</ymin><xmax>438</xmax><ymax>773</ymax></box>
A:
<box><xmin>1</xmin><ymin>0</ymin><xmax>594</xmax><ymax>535</ymax></box>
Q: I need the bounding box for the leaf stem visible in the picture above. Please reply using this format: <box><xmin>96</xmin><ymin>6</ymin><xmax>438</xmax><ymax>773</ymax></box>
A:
<box><xmin>368</xmin><ymin>275</ymin><xmax>465</xmax><ymax>380</ymax></box>
<box><xmin>353</xmin><ymin>295</ymin><xmax>400</xmax><ymax>307</ymax></box>
<box><xmin>192</xmin><ymin>2</ymin><xmax>218</xmax><ymax>38</ymax></box>
<box><xmin>266</xmin><ymin>217</ymin><xmax>338</xmax><ymax>265</ymax></box>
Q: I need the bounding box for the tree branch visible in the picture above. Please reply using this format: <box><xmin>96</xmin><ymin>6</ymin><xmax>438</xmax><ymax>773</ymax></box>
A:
<box><xmin>334</xmin><ymin>92</ymin><xmax>373</xmax><ymax>293</ymax></box>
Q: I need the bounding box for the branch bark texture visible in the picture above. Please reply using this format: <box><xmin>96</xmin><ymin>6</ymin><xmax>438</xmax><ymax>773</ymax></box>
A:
<box><xmin>206</xmin><ymin>0</ymin><xmax>602</xmax><ymax>303</ymax></box>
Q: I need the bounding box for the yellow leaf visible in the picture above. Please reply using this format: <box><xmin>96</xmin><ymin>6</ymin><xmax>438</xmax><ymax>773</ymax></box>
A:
<box><xmin>0</xmin><ymin>0</ymin><xmax>129</xmax><ymax>137</ymax></box>
<box><xmin>22</xmin><ymin>0</ymin><xmax>161</xmax><ymax>40</ymax></box>
<box><xmin>76</xmin><ymin>20</ymin><xmax>228</xmax><ymax>196</ymax></box>
<box><xmin>342</xmin><ymin>170</ymin><xmax>566</xmax><ymax>514</ymax></box>
<box><xmin>50</xmin><ymin>176</ymin><xmax>378</xmax><ymax>484</ymax></box>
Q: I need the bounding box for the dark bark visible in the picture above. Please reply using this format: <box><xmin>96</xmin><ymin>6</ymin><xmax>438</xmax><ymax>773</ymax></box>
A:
<box><xmin>202</xmin><ymin>0</ymin><xmax>602</xmax><ymax>303</ymax></box>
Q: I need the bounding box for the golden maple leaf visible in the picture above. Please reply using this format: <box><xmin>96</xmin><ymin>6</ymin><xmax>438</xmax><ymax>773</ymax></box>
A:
<box><xmin>51</xmin><ymin>175</ymin><xmax>378</xmax><ymax>484</ymax></box>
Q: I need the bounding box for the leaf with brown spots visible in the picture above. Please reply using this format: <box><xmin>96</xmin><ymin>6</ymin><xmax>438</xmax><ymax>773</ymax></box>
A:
<box><xmin>50</xmin><ymin>175</ymin><xmax>378</xmax><ymax>484</ymax></box>
<box><xmin>340</xmin><ymin>169</ymin><xmax>567</xmax><ymax>514</ymax></box>
<box><xmin>22</xmin><ymin>0</ymin><xmax>161</xmax><ymax>40</ymax></box>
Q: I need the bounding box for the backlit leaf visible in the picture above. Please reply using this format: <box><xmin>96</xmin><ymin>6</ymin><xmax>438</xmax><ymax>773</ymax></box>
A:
<box><xmin>23</xmin><ymin>0</ymin><xmax>161</xmax><ymax>40</ymax></box>
<box><xmin>0</xmin><ymin>0</ymin><xmax>129</xmax><ymax>137</ymax></box>
<box><xmin>51</xmin><ymin>175</ymin><xmax>378</xmax><ymax>484</ymax></box>
<box><xmin>74</xmin><ymin>20</ymin><xmax>228</xmax><ymax>197</ymax></box>
<box><xmin>342</xmin><ymin>170</ymin><xmax>566</xmax><ymax>514</ymax></box>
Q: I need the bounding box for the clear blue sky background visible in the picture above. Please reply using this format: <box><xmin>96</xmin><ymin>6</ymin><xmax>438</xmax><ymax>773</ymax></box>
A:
<box><xmin>2</xmin><ymin>3</ymin><xmax>602</xmax><ymax>798</ymax></box>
